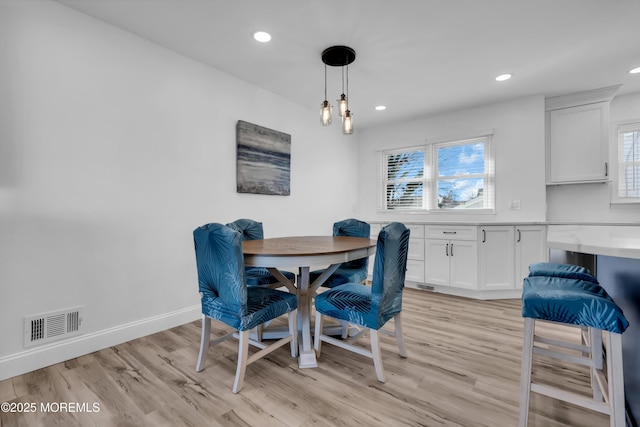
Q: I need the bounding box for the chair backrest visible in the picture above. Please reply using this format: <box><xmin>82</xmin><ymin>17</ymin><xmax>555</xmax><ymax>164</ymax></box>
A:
<box><xmin>226</xmin><ymin>218</ymin><xmax>264</xmax><ymax>241</ymax></box>
<box><xmin>371</xmin><ymin>222</ymin><xmax>410</xmax><ymax>320</ymax></box>
<box><xmin>193</xmin><ymin>223</ymin><xmax>247</xmax><ymax>315</ymax></box>
<box><xmin>333</xmin><ymin>218</ymin><xmax>371</xmax><ymax>269</ymax></box>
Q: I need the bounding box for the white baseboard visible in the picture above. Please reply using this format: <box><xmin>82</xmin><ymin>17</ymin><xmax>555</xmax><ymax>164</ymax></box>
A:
<box><xmin>407</xmin><ymin>282</ymin><xmax>522</xmax><ymax>300</ymax></box>
<box><xmin>0</xmin><ymin>305</ymin><xmax>201</xmax><ymax>381</ymax></box>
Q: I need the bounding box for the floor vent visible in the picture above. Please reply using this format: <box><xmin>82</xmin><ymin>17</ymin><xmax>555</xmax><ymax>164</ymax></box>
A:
<box><xmin>24</xmin><ymin>307</ymin><xmax>83</xmax><ymax>347</ymax></box>
<box><xmin>416</xmin><ymin>284</ymin><xmax>435</xmax><ymax>291</ymax></box>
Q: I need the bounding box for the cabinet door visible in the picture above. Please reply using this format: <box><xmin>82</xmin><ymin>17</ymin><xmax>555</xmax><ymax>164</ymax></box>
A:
<box><xmin>479</xmin><ymin>226</ymin><xmax>515</xmax><ymax>290</ymax></box>
<box><xmin>449</xmin><ymin>240</ymin><xmax>478</xmax><ymax>290</ymax></box>
<box><xmin>425</xmin><ymin>239</ymin><xmax>450</xmax><ymax>286</ymax></box>
<box><xmin>515</xmin><ymin>226</ymin><xmax>548</xmax><ymax>289</ymax></box>
<box><xmin>548</xmin><ymin>102</ymin><xmax>609</xmax><ymax>183</ymax></box>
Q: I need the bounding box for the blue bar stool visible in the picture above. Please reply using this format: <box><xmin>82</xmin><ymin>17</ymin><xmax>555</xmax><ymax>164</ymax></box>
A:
<box><xmin>519</xmin><ymin>274</ymin><xmax>629</xmax><ymax>427</ymax></box>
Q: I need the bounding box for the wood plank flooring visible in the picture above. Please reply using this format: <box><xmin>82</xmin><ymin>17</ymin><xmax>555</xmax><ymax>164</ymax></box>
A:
<box><xmin>0</xmin><ymin>289</ymin><xmax>610</xmax><ymax>426</ymax></box>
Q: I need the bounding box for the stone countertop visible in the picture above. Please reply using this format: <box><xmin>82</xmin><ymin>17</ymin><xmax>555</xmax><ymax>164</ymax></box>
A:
<box><xmin>547</xmin><ymin>224</ymin><xmax>640</xmax><ymax>259</ymax></box>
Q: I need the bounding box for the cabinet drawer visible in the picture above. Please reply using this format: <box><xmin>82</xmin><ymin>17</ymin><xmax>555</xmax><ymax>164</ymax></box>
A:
<box><xmin>425</xmin><ymin>225</ymin><xmax>477</xmax><ymax>240</ymax></box>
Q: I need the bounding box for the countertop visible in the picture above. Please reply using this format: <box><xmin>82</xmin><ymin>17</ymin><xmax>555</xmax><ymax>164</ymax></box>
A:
<box><xmin>547</xmin><ymin>224</ymin><xmax>640</xmax><ymax>259</ymax></box>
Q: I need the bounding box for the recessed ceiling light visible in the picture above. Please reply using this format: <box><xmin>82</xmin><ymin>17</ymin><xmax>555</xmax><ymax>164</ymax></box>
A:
<box><xmin>630</xmin><ymin>67</ymin><xmax>640</xmax><ymax>74</ymax></box>
<box><xmin>252</xmin><ymin>30</ymin><xmax>271</xmax><ymax>43</ymax></box>
<box><xmin>375</xmin><ymin>105</ymin><xmax>387</xmax><ymax>111</ymax></box>
<box><xmin>495</xmin><ymin>73</ymin><xmax>512</xmax><ymax>82</ymax></box>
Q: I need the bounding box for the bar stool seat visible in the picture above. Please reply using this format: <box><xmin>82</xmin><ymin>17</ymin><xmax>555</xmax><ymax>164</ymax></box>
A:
<box><xmin>519</xmin><ymin>275</ymin><xmax>629</xmax><ymax>427</ymax></box>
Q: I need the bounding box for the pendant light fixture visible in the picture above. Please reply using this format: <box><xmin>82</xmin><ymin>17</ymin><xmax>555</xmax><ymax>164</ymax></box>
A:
<box><xmin>320</xmin><ymin>63</ymin><xmax>332</xmax><ymax>126</ymax></box>
<box><xmin>320</xmin><ymin>45</ymin><xmax>356</xmax><ymax>134</ymax></box>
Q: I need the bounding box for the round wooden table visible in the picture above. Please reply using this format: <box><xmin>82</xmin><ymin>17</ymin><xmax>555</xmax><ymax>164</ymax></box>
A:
<box><xmin>243</xmin><ymin>236</ymin><xmax>377</xmax><ymax>368</ymax></box>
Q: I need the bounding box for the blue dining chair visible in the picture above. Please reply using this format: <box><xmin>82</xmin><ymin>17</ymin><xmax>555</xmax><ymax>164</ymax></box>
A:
<box><xmin>309</xmin><ymin>218</ymin><xmax>371</xmax><ymax>289</ymax></box>
<box><xmin>193</xmin><ymin>223</ymin><xmax>298</xmax><ymax>394</ymax></box>
<box><xmin>314</xmin><ymin>222</ymin><xmax>410</xmax><ymax>382</ymax></box>
<box><xmin>226</xmin><ymin>218</ymin><xmax>295</xmax><ymax>288</ymax></box>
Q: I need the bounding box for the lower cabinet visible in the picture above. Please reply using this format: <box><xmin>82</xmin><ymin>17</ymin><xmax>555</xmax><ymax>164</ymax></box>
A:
<box><xmin>424</xmin><ymin>225</ymin><xmax>478</xmax><ymax>290</ymax></box>
<box><xmin>369</xmin><ymin>222</ymin><xmax>548</xmax><ymax>298</ymax></box>
<box><xmin>479</xmin><ymin>225</ymin><xmax>547</xmax><ymax>290</ymax></box>
<box><xmin>425</xmin><ymin>236</ymin><xmax>478</xmax><ymax>289</ymax></box>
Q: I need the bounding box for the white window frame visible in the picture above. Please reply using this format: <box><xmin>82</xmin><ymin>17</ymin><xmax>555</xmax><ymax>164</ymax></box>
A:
<box><xmin>427</xmin><ymin>135</ymin><xmax>494</xmax><ymax>212</ymax></box>
<box><xmin>378</xmin><ymin>130</ymin><xmax>495</xmax><ymax>213</ymax></box>
<box><xmin>378</xmin><ymin>146</ymin><xmax>428</xmax><ymax>211</ymax></box>
<box><xmin>612</xmin><ymin>121</ymin><xmax>640</xmax><ymax>204</ymax></box>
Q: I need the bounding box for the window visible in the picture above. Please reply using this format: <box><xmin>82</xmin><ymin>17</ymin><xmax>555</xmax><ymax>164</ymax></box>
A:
<box><xmin>433</xmin><ymin>137</ymin><xmax>493</xmax><ymax>210</ymax></box>
<box><xmin>379</xmin><ymin>133</ymin><xmax>494</xmax><ymax>212</ymax></box>
<box><xmin>381</xmin><ymin>148</ymin><xmax>426</xmax><ymax>210</ymax></box>
<box><xmin>614</xmin><ymin>122</ymin><xmax>640</xmax><ymax>202</ymax></box>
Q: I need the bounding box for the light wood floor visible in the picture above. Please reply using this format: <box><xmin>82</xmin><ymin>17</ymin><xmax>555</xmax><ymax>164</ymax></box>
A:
<box><xmin>0</xmin><ymin>289</ymin><xmax>610</xmax><ymax>427</ymax></box>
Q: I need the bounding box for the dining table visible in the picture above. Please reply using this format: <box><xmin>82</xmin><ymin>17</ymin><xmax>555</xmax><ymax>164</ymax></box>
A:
<box><xmin>242</xmin><ymin>235</ymin><xmax>377</xmax><ymax>368</ymax></box>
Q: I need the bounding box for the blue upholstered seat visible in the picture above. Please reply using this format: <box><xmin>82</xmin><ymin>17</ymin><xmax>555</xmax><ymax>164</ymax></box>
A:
<box><xmin>193</xmin><ymin>223</ymin><xmax>298</xmax><ymax>393</ymax></box>
<box><xmin>226</xmin><ymin>218</ymin><xmax>295</xmax><ymax>287</ymax></box>
<box><xmin>314</xmin><ymin>222</ymin><xmax>410</xmax><ymax>383</ymax></box>
<box><xmin>528</xmin><ymin>262</ymin><xmax>599</xmax><ymax>283</ymax></box>
<box><xmin>309</xmin><ymin>218</ymin><xmax>371</xmax><ymax>288</ymax></box>
<box><xmin>519</xmin><ymin>267</ymin><xmax>629</xmax><ymax>426</ymax></box>
<box><xmin>521</xmin><ymin>276</ymin><xmax>628</xmax><ymax>333</ymax></box>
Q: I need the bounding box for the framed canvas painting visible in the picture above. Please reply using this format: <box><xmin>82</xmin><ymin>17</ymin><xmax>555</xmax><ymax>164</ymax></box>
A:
<box><xmin>236</xmin><ymin>120</ymin><xmax>291</xmax><ymax>196</ymax></box>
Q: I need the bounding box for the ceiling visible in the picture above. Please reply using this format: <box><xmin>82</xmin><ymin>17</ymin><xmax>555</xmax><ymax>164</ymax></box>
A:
<box><xmin>56</xmin><ymin>0</ymin><xmax>640</xmax><ymax>130</ymax></box>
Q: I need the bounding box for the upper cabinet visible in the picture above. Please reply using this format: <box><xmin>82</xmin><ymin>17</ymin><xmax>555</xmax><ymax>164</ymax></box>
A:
<box><xmin>545</xmin><ymin>85</ymin><xmax>620</xmax><ymax>185</ymax></box>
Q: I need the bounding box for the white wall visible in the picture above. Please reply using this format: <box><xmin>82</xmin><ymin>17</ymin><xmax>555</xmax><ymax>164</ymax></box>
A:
<box><xmin>0</xmin><ymin>0</ymin><xmax>359</xmax><ymax>379</ymax></box>
<box><xmin>546</xmin><ymin>91</ymin><xmax>640</xmax><ymax>223</ymax></box>
<box><xmin>356</xmin><ymin>95</ymin><xmax>547</xmax><ymax>223</ymax></box>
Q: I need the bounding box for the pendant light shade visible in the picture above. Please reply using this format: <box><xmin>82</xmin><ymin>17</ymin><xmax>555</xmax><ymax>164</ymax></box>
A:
<box><xmin>337</xmin><ymin>93</ymin><xmax>348</xmax><ymax>117</ymax></box>
<box><xmin>320</xmin><ymin>63</ymin><xmax>332</xmax><ymax>126</ymax></box>
<box><xmin>342</xmin><ymin>110</ymin><xmax>353</xmax><ymax>134</ymax></box>
<box><xmin>320</xmin><ymin>46</ymin><xmax>356</xmax><ymax>134</ymax></box>
<box><xmin>320</xmin><ymin>100</ymin><xmax>332</xmax><ymax>126</ymax></box>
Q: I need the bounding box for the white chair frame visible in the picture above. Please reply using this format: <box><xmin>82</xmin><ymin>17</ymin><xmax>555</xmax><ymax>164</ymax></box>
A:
<box><xmin>196</xmin><ymin>310</ymin><xmax>298</xmax><ymax>394</ymax></box>
<box><xmin>313</xmin><ymin>311</ymin><xmax>407</xmax><ymax>383</ymax></box>
<box><xmin>519</xmin><ymin>317</ymin><xmax>626</xmax><ymax>427</ymax></box>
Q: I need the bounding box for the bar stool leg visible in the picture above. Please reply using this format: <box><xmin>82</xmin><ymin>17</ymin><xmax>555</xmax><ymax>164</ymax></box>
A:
<box><xmin>519</xmin><ymin>318</ymin><xmax>535</xmax><ymax>427</ymax></box>
<box><xmin>607</xmin><ymin>332</ymin><xmax>625</xmax><ymax>427</ymax></box>
<box><xmin>589</xmin><ymin>327</ymin><xmax>604</xmax><ymax>402</ymax></box>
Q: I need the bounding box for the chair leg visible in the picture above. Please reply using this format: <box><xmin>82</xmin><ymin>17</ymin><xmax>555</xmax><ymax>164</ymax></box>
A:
<box><xmin>589</xmin><ymin>327</ymin><xmax>604</xmax><ymax>402</ymax></box>
<box><xmin>340</xmin><ymin>320</ymin><xmax>349</xmax><ymax>339</ymax></box>
<box><xmin>314</xmin><ymin>311</ymin><xmax>324</xmax><ymax>356</ymax></box>
<box><xmin>232</xmin><ymin>330</ymin><xmax>250</xmax><ymax>394</ymax></box>
<box><xmin>195</xmin><ymin>315</ymin><xmax>211</xmax><ymax>372</ymax></box>
<box><xmin>607</xmin><ymin>332</ymin><xmax>625</xmax><ymax>427</ymax></box>
<box><xmin>394</xmin><ymin>313</ymin><xmax>407</xmax><ymax>358</ymax></box>
<box><xmin>518</xmin><ymin>318</ymin><xmax>535</xmax><ymax>427</ymax></box>
<box><xmin>289</xmin><ymin>310</ymin><xmax>298</xmax><ymax>357</ymax></box>
<box><xmin>370</xmin><ymin>329</ymin><xmax>386</xmax><ymax>383</ymax></box>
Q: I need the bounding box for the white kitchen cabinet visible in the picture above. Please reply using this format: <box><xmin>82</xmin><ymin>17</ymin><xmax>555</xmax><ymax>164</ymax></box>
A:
<box><xmin>478</xmin><ymin>226</ymin><xmax>515</xmax><ymax>290</ymax></box>
<box><xmin>479</xmin><ymin>225</ymin><xmax>547</xmax><ymax>290</ymax></box>
<box><xmin>545</xmin><ymin>85</ymin><xmax>619</xmax><ymax>185</ymax></box>
<box><xmin>405</xmin><ymin>224</ymin><xmax>425</xmax><ymax>284</ymax></box>
<box><xmin>425</xmin><ymin>225</ymin><xmax>477</xmax><ymax>290</ymax></box>
<box><xmin>514</xmin><ymin>225</ymin><xmax>548</xmax><ymax>289</ymax></box>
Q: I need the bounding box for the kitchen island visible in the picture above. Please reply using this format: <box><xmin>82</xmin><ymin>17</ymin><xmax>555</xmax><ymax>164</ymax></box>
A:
<box><xmin>547</xmin><ymin>224</ymin><xmax>640</xmax><ymax>426</ymax></box>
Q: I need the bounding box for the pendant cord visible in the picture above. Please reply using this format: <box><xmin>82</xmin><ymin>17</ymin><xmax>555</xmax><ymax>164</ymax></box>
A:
<box><xmin>324</xmin><ymin>64</ymin><xmax>328</xmax><ymax>100</ymax></box>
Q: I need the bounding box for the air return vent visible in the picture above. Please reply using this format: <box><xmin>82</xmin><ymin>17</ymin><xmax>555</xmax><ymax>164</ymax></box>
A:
<box><xmin>24</xmin><ymin>306</ymin><xmax>83</xmax><ymax>347</ymax></box>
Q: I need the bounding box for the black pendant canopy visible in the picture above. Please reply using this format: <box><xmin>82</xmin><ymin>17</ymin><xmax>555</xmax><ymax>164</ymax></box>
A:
<box><xmin>321</xmin><ymin>46</ymin><xmax>356</xmax><ymax>67</ymax></box>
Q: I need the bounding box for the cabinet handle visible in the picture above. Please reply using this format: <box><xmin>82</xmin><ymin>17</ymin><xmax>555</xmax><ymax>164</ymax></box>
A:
<box><xmin>450</xmin><ymin>243</ymin><xmax>454</xmax><ymax>257</ymax></box>
<box><xmin>443</xmin><ymin>231</ymin><xmax>457</xmax><ymax>234</ymax></box>
<box><xmin>517</xmin><ymin>229</ymin><xmax>521</xmax><ymax>242</ymax></box>
<box><xmin>482</xmin><ymin>229</ymin><xmax>486</xmax><ymax>242</ymax></box>
<box><xmin>605</xmin><ymin>162</ymin><xmax>608</xmax><ymax>177</ymax></box>
<box><xmin>445</xmin><ymin>243</ymin><xmax>449</xmax><ymax>256</ymax></box>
